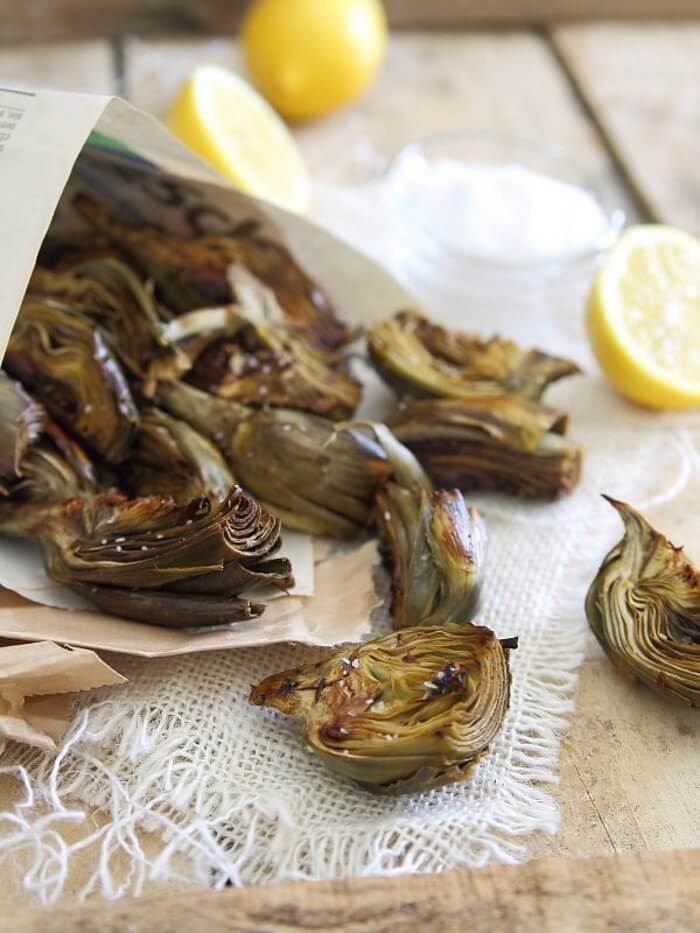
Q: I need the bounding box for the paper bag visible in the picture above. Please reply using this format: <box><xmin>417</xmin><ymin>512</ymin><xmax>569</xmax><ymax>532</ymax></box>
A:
<box><xmin>0</xmin><ymin>640</ymin><xmax>125</xmax><ymax>753</ymax></box>
<box><xmin>0</xmin><ymin>87</ymin><xmax>409</xmax><ymax>655</ymax></box>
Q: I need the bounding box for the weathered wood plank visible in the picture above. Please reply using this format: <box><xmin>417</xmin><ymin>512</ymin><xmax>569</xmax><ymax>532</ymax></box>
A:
<box><xmin>5</xmin><ymin>847</ymin><xmax>700</xmax><ymax>932</ymax></box>
<box><xmin>0</xmin><ymin>40</ymin><xmax>116</xmax><ymax>94</ymax></box>
<box><xmin>552</xmin><ymin>22</ymin><xmax>700</xmax><ymax>233</ymax></box>
<box><xmin>2</xmin><ymin>0</ymin><xmax>700</xmax><ymax>40</ymax></box>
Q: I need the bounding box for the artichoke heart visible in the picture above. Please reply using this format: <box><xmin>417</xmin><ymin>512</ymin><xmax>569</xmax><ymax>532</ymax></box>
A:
<box><xmin>389</xmin><ymin>395</ymin><xmax>582</xmax><ymax>499</ymax></box>
<box><xmin>250</xmin><ymin>623</ymin><xmax>515</xmax><ymax>793</ymax></box>
<box><xmin>368</xmin><ymin>309</ymin><xmax>579</xmax><ymax>401</ymax></box>
<box><xmin>586</xmin><ymin>497</ymin><xmax>700</xmax><ymax>706</ymax></box>
<box><xmin>73</xmin><ymin>193</ymin><xmax>352</xmax><ymax>350</ymax></box>
<box><xmin>5</xmin><ymin>296</ymin><xmax>139</xmax><ymax>463</ymax></box>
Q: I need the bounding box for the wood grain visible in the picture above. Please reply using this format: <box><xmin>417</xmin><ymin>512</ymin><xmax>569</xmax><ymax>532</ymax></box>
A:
<box><xmin>5</xmin><ymin>848</ymin><xmax>700</xmax><ymax>932</ymax></box>
<box><xmin>2</xmin><ymin>0</ymin><xmax>700</xmax><ymax>40</ymax></box>
<box><xmin>552</xmin><ymin>22</ymin><xmax>700</xmax><ymax>233</ymax></box>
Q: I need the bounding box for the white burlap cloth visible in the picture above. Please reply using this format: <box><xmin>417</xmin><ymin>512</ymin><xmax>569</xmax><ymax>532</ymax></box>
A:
<box><xmin>1</xmin><ymin>183</ymin><xmax>696</xmax><ymax>903</ymax></box>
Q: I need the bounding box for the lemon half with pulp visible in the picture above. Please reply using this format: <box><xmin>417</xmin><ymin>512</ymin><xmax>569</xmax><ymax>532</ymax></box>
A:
<box><xmin>587</xmin><ymin>224</ymin><xmax>700</xmax><ymax>409</ymax></box>
<box><xmin>168</xmin><ymin>64</ymin><xmax>311</xmax><ymax>213</ymax></box>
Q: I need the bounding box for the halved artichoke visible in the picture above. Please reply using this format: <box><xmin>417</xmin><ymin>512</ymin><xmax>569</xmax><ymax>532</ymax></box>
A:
<box><xmin>388</xmin><ymin>395</ymin><xmax>582</xmax><ymax>499</ymax></box>
<box><xmin>121</xmin><ymin>407</ymin><xmax>235</xmax><ymax>503</ymax></box>
<box><xmin>368</xmin><ymin>309</ymin><xmax>580</xmax><ymax>402</ymax></box>
<box><xmin>157</xmin><ymin>381</ymin><xmax>392</xmax><ymax>538</ymax></box>
<box><xmin>5</xmin><ymin>296</ymin><xmax>139</xmax><ymax>463</ymax></box>
<box><xmin>356</xmin><ymin>421</ymin><xmax>487</xmax><ymax>628</ymax></box>
<box><xmin>377</xmin><ymin>485</ymin><xmax>487</xmax><ymax>629</ymax></box>
<box><xmin>250</xmin><ymin>623</ymin><xmax>515</xmax><ymax>793</ymax></box>
<box><xmin>586</xmin><ymin>497</ymin><xmax>700</xmax><ymax>706</ymax></box>
<box><xmin>0</xmin><ymin>486</ymin><xmax>292</xmax><ymax>626</ymax></box>
<box><xmin>74</xmin><ymin>193</ymin><xmax>352</xmax><ymax>350</ymax></box>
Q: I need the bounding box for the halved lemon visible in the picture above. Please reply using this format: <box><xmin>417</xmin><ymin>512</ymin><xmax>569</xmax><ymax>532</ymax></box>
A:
<box><xmin>586</xmin><ymin>224</ymin><xmax>700</xmax><ymax>409</ymax></box>
<box><xmin>167</xmin><ymin>64</ymin><xmax>311</xmax><ymax>213</ymax></box>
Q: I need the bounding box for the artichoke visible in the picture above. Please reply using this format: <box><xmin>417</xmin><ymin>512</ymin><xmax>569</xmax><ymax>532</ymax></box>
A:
<box><xmin>157</xmin><ymin>381</ymin><xmax>392</xmax><ymax>538</ymax></box>
<box><xmin>352</xmin><ymin>421</ymin><xmax>487</xmax><ymax>629</ymax></box>
<box><xmin>368</xmin><ymin>309</ymin><xmax>580</xmax><ymax>402</ymax></box>
<box><xmin>5</xmin><ymin>296</ymin><xmax>139</xmax><ymax>463</ymax></box>
<box><xmin>121</xmin><ymin>407</ymin><xmax>235</xmax><ymax>503</ymax></box>
<box><xmin>0</xmin><ymin>370</ymin><xmax>45</xmax><ymax>493</ymax></box>
<box><xmin>28</xmin><ymin>260</ymin><xmax>187</xmax><ymax>394</ymax></box>
<box><xmin>250</xmin><ymin>623</ymin><xmax>516</xmax><ymax>793</ymax></box>
<box><xmin>388</xmin><ymin>395</ymin><xmax>582</xmax><ymax>499</ymax></box>
<box><xmin>377</xmin><ymin>485</ymin><xmax>487</xmax><ymax>629</ymax></box>
<box><xmin>0</xmin><ymin>486</ymin><xmax>292</xmax><ymax>626</ymax></box>
<box><xmin>586</xmin><ymin>497</ymin><xmax>700</xmax><ymax>706</ymax></box>
<box><xmin>165</xmin><ymin>302</ymin><xmax>361</xmax><ymax>420</ymax></box>
<box><xmin>73</xmin><ymin>193</ymin><xmax>352</xmax><ymax>350</ymax></box>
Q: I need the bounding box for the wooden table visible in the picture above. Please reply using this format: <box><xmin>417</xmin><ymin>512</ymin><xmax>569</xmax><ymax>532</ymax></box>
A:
<box><xmin>1</xmin><ymin>23</ymin><xmax>700</xmax><ymax>930</ymax></box>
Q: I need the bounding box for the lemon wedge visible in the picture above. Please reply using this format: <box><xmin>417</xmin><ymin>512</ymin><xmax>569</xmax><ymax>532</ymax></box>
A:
<box><xmin>167</xmin><ymin>64</ymin><xmax>311</xmax><ymax>213</ymax></box>
<box><xmin>586</xmin><ymin>224</ymin><xmax>700</xmax><ymax>409</ymax></box>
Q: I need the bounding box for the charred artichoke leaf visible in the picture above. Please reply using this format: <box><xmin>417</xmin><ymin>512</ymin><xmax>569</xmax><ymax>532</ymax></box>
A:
<box><xmin>586</xmin><ymin>498</ymin><xmax>700</xmax><ymax>706</ymax></box>
<box><xmin>0</xmin><ymin>370</ymin><xmax>45</xmax><ymax>490</ymax></box>
<box><xmin>5</xmin><ymin>297</ymin><xmax>139</xmax><ymax>463</ymax></box>
<box><xmin>36</xmin><ymin>486</ymin><xmax>286</xmax><ymax>594</ymax></box>
<box><xmin>250</xmin><ymin>623</ymin><xmax>515</xmax><ymax>793</ymax></box>
<box><xmin>389</xmin><ymin>396</ymin><xmax>582</xmax><ymax>500</ymax></box>
<box><xmin>121</xmin><ymin>407</ymin><xmax>235</xmax><ymax>503</ymax></box>
<box><xmin>73</xmin><ymin>193</ymin><xmax>352</xmax><ymax>350</ymax></box>
<box><xmin>368</xmin><ymin>310</ymin><xmax>580</xmax><ymax>402</ymax></box>
<box><xmin>70</xmin><ymin>584</ymin><xmax>264</xmax><ymax>628</ymax></box>
<box><xmin>175</xmin><ymin>303</ymin><xmax>362</xmax><ymax>420</ymax></box>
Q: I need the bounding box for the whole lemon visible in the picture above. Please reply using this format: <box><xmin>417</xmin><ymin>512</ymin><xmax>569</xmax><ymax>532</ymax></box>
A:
<box><xmin>242</xmin><ymin>0</ymin><xmax>387</xmax><ymax>121</ymax></box>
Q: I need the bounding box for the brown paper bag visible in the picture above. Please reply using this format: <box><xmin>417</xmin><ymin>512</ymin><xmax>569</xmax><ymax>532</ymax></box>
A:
<box><xmin>0</xmin><ymin>640</ymin><xmax>125</xmax><ymax>753</ymax></box>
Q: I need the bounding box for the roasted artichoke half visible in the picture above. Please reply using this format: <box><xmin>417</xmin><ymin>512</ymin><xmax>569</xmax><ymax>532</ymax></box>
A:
<box><xmin>5</xmin><ymin>296</ymin><xmax>139</xmax><ymax>463</ymax></box>
<box><xmin>250</xmin><ymin>623</ymin><xmax>515</xmax><ymax>793</ymax></box>
<box><xmin>358</xmin><ymin>422</ymin><xmax>488</xmax><ymax>628</ymax></box>
<box><xmin>586</xmin><ymin>497</ymin><xmax>700</xmax><ymax>706</ymax></box>
<box><xmin>157</xmin><ymin>380</ymin><xmax>392</xmax><ymax>538</ymax></box>
<box><xmin>368</xmin><ymin>309</ymin><xmax>580</xmax><ymax>402</ymax></box>
<box><xmin>388</xmin><ymin>395</ymin><xmax>582</xmax><ymax>499</ymax></box>
<box><xmin>0</xmin><ymin>486</ymin><xmax>293</xmax><ymax>627</ymax></box>
<box><xmin>74</xmin><ymin>192</ymin><xmax>352</xmax><ymax>350</ymax></box>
